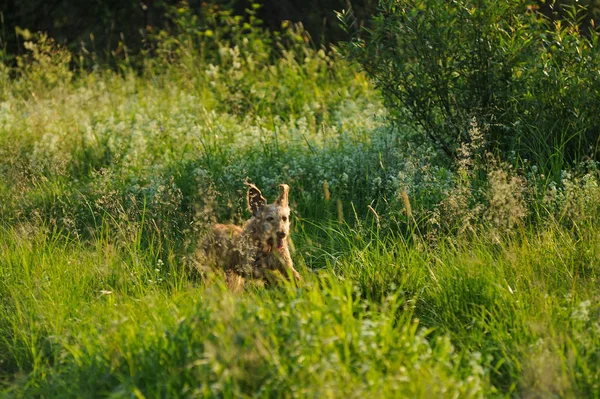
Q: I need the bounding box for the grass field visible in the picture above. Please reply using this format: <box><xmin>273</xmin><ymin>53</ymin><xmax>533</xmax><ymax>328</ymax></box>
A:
<box><xmin>1</xmin><ymin>11</ymin><xmax>600</xmax><ymax>398</ymax></box>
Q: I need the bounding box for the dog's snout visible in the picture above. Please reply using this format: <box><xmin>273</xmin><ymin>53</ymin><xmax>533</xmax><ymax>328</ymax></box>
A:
<box><xmin>276</xmin><ymin>231</ymin><xmax>286</xmax><ymax>239</ymax></box>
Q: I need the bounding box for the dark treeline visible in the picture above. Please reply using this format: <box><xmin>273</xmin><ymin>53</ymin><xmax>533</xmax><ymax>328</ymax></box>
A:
<box><xmin>0</xmin><ymin>0</ymin><xmax>377</xmax><ymax>60</ymax></box>
<box><xmin>0</xmin><ymin>0</ymin><xmax>598</xmax><ymax>62</ymax></box>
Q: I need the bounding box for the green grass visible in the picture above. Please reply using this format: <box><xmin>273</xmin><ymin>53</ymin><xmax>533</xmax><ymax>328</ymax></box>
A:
<box><xmin>2</xmin><ymin>222</ymin><xmax>600</xmax><ymax>397</ymax></box>
<box><xmin>2</xmin><ymin>12</ymin><xmax>600</xmax><ymax>398</ymax></box>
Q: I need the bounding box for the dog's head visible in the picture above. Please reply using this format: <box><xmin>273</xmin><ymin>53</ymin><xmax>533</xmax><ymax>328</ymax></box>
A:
<box><xmin>247</xmin><ymin>183</ymin><xmax>291</xmax><ymax>250</ymax></box>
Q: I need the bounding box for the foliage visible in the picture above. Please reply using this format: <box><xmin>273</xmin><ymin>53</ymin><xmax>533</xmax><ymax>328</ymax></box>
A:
<box><xmin>2</xmin><ymin>3</ymin><xmax>600</xmax><ymax>398</ymax></box>
<box><xmin>339</xmin><ymin>0</ymin><xmax>600</xmax><ymax>171</ymax></box>
<box><xmin>2</xmin><ymin>0</ymin><xmax>599</xmax><ymax>66</ymax></box>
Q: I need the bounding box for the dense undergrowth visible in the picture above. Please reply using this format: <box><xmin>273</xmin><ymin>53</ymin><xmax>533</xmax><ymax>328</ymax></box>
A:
<box><xmin>1</xmin><ymin>2</ymin><xmax>600</xmax><ymax>398</ymax></box>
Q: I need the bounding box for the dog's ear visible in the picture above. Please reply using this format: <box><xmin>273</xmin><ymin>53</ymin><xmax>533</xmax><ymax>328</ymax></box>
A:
<box><xmin>276</xmin><ymin>184</ymin><xmax>289</xmax><ymax>207</ymax></box>
<box><xmin>246</xmin><ymin>184</ymin><xmax>266</xmax><ymax>216</ymax></box>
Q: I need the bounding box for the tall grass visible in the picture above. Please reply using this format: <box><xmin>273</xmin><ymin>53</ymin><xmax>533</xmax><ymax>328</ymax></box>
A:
<box><xmin>2</xmin><ymin>220</ymin><xmax>600</xmax><ymax>397</ymax></box>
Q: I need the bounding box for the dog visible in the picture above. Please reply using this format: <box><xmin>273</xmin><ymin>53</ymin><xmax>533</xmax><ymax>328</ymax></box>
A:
<box><xmin>202</xmin><ymin>183</ymin><xmax>301</xmax><ymax>283</ymax></box>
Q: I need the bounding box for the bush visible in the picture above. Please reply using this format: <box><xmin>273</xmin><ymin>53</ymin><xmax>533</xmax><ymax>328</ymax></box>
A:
<box><xmin>339</xmin><ymin>0</ymin><xmax>600</xmax><ymax>172</ymax></box>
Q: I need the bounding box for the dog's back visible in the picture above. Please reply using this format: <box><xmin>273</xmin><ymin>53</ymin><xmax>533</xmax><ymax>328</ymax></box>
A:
<box><xmin>202</xmin><ymin>223</ymin><xmax>250</xmax><ymax>276</ymax></box>
<box><xmin>203</xmin><ymin>223</ymin><xmax>242</xmax><ymax>260</ymax></box>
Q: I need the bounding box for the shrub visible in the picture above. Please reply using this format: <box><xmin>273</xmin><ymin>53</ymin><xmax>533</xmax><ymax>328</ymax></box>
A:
<box><xmin>13</xmin><ymin>31</ymin><xmax>73</xmax><ymax>97</ymax></box>
<box><xmin>339</xmin><ymin>0</ymin><xmax>600</xmax><ymax>171</ymax></box>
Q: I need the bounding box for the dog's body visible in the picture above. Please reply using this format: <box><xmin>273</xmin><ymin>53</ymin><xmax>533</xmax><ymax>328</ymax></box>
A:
<box><xmin>202</xmin><ymin>184</ymin><xmax>301</xmax><ymax>282</ymax></box>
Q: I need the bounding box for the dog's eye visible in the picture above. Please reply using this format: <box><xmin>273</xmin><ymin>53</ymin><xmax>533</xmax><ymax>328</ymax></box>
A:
<box><xmin>266</xmin><ymin>216</ymin><xmax>274</xmax><ymax>222</ymax></box>
<box><xmin>282</xmin><ymin>216</ymin><xmax>287</xmax><ymax>222</ymax></box>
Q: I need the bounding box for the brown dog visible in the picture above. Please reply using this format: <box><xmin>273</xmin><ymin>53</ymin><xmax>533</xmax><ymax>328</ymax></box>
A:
<box><xmin>202</xmin><ymin>183</ymin><xmax>301</xmax><ymax>282</ymax></box>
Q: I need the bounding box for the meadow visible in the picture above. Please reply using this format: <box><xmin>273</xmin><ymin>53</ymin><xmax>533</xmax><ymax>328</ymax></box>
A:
<box><xmin>1</xmin><ymin>3</ymin><xmax>600</xmax><ymax>398</ymax></box>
